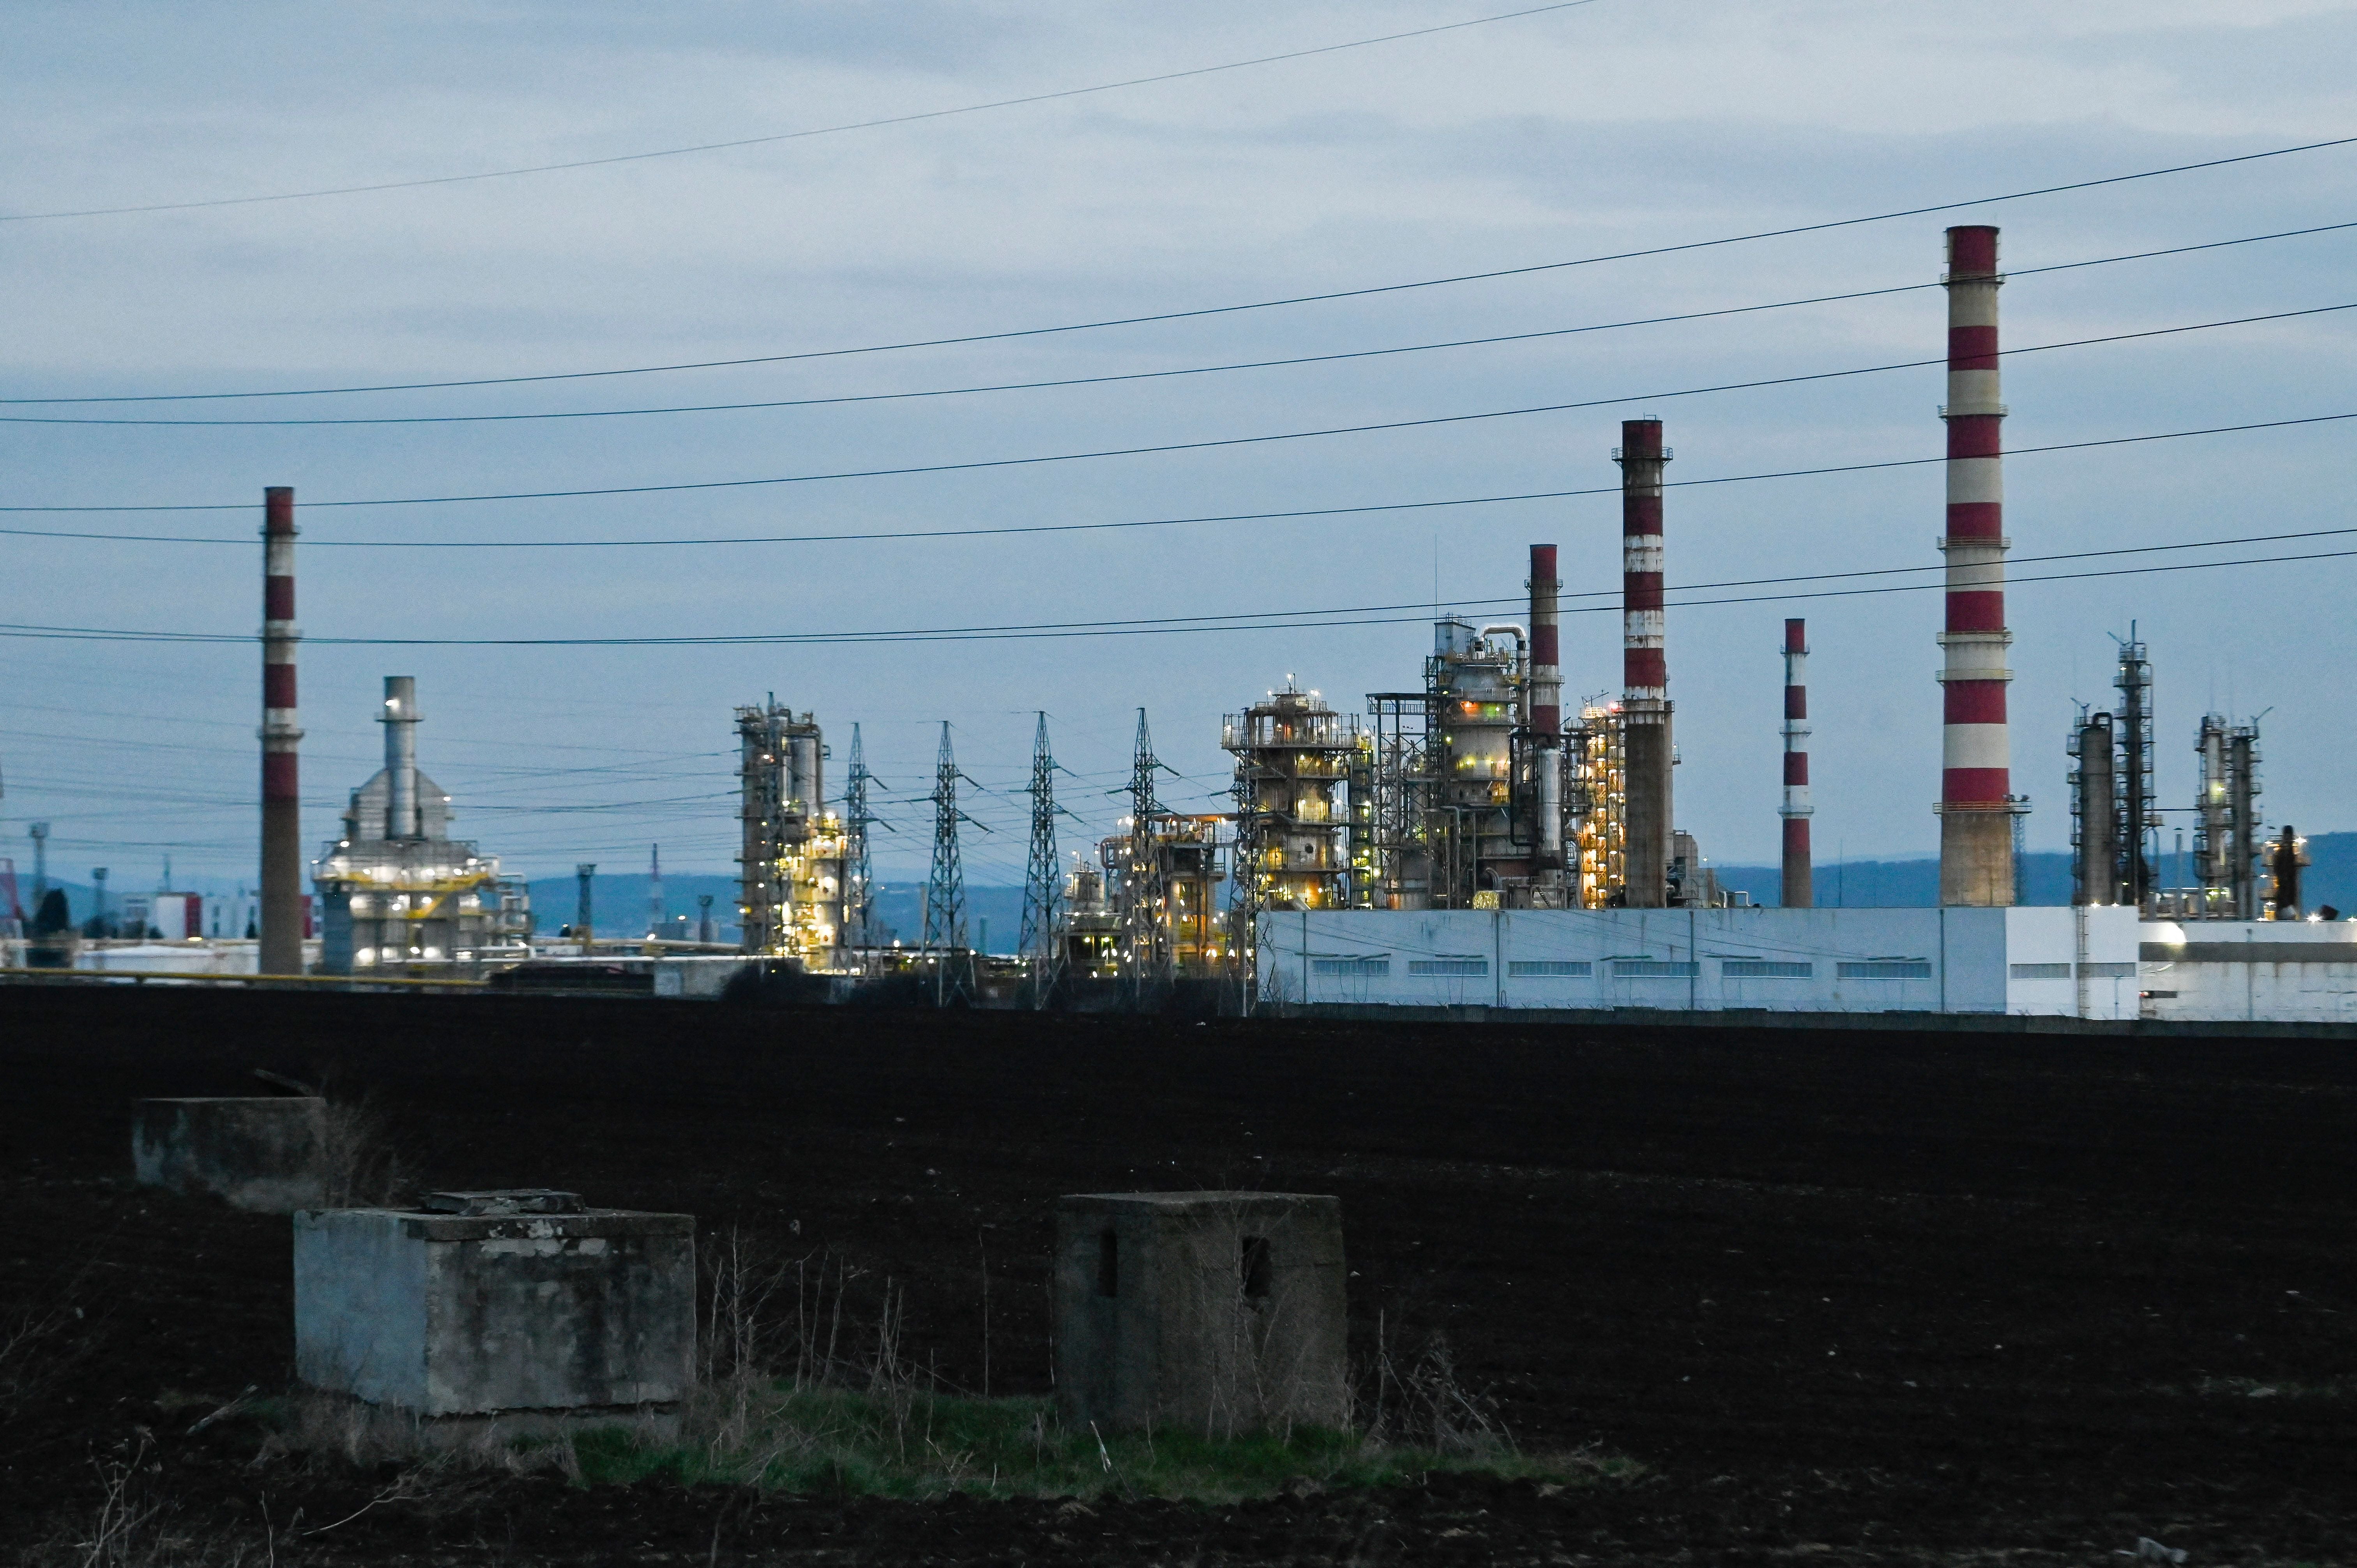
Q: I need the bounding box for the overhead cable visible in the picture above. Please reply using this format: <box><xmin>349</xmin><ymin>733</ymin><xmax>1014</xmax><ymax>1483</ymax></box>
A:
<box><xmin>7</xmin><ymin>145</ymin><xmax>2353</xmax><ymax>401</ymax></box>
<box><xmin>0</xmin><ymin>2</ymin><xmax>1603</xmax><ymax>223</ymax></box>
<box><xmin>14</xmin><ymin>222</ymin><xmax>2357</xmax><ymax>427</ymax></box>
<box><xmin>2</xmin><ymin>539</ymin><xmax>2349</xmax><ymax>648</ymax></box>
<box><xmin>4</xmin><ymin>408</ymin><xmax>2352</xmax><ymax>549</ymax></box>
<box><xmin>4</xmin><ymin>302</ymin><xmax>2347</xmax><ymax>516</ymax></box>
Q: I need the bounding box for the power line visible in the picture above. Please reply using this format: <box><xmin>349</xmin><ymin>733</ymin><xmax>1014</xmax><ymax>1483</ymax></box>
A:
<box><xmin>3</xmin><ymin>408</ymin><xmax>2352</xmax><ymax>559</ymax></box>
<box><xmin>7</xmin><ymin>302</ymin><xmax>2346</xmax><ymax>517</ymax></box>
<box><xmin>3</xmin><ymin>527</ymin><xmax>2351</xmax><ymax>649</ymax></box>
<box><xmin>0</xmin><ymin>2</ymin><xmax>1604</xmax><ymax>223</ymax></box>
<box><xmin>9</xmin><ymin>143</ymin><xmax>2354</xmax><ymax>404</ymax></box>
<box><xmin>17</xmin><ymin>222</ymin><xmax>2357</xmax><ymax>429</ymax></box>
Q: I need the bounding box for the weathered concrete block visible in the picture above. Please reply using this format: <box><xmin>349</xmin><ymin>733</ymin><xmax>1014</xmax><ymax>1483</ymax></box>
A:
<box><xmin>1055</xmin><ymin>1191</ymin><xmax>1346</xmax><ymax>1437</ymax></box>
<box><xmin>133</xmin><ymin>1097</ymin><xmax>327</xmax><ymax>1213</ymax></box>
<box><xmin>294</xmin><ymin>1191</ymin><xmax>694</xmax><ymax>1418</ymax></box>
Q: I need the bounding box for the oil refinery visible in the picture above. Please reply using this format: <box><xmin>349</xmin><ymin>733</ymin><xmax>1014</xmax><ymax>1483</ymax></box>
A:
<box><xmin>6</xmin><ymin>224</ymin><xmax>2352</xmax><ymax>1026</ymax></box>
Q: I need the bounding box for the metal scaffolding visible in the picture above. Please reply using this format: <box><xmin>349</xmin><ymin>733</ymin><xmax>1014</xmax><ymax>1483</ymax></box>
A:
<box><xmin>736</xmin><ymin>698</ymin><xmax>845</xmax><ymax>965</ymax></box>
<box><xmin>1569</xmin><ymin>697</ymin><xmax>1627</xmax><ymax>909</ymax></box>
<box><xmin>1224</xmin><ymin>685</ymin><xmax>1358</xmax><ymax>916</ymax></box>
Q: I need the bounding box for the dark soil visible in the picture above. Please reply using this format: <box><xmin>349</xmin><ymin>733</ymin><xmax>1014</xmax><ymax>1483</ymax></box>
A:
<box><xmin>2</xmin><ymin>986</ymin><xmax>2352</xmax><ymax>1564</ymax></box>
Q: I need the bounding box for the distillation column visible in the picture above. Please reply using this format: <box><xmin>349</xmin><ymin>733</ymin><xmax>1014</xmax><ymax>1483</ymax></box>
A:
<box><xmin>1528</xmin><ymin>543</ymin><xmax>1564</xmax><ymax>873</ymax></box>
<box><xmin>1615</xmin><ymin>420</ymin><xmax>1673</xmax><ymax>907</ymax></box>
<box><xmin>2071</xmin><ymin>712</ymin><xmax>2119</xmax><ymax>905</ymax></box>
<box><xmin>382</xmin><ymin>676</ymin><xmax>422</xmax><ymax>840</ymax></box>
<box><xmin>1779</xmin><ymin>618</ymin><xmax>1812</xmax><ymax>908</ymax></box>
<box><xmin>1936</xmin><ymin>225</ymin><xmax>2016</xmax><ymax>907</ymax></box>
<box><xmin>259</xmin><ymin>486</ymin><xmax>306</xmax><ymax>974</ymax></box>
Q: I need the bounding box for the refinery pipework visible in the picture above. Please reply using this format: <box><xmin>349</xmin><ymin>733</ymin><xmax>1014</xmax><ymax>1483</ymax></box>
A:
<box><xmin>1936</xmin><ymin>225</ymin><xmax>2017</xmax><ymax>907</ymax></box>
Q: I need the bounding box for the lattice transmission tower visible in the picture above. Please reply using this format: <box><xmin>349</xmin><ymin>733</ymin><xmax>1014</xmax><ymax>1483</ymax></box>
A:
<box><xmin>1019</xmin><ymin>712</ymin><xmax>1063</xmax><ymax>964</ymax></box>
<box><xmin>923</xmin><ymin>722</ymin><xmax>978</xmax><ymax>952</ymax></box>
<box><xmin>842</xmin><ymin>723</ymin><xmax>882</xmax><ymax>949</ymax></box>
<box><xmin>1124</xmin><ymin>708</ymin><xmax>1168</xmax><ymax>981</ymax></box>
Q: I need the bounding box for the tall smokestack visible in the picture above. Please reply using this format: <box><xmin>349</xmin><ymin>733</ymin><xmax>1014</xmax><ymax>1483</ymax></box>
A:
<box><xmin>259</xmin><ymin>486</ymin><xmax>304</xmax><ymax>974</ymax></box>
<box><xmin>1615</xmin><ymin>418</ymin><xmax>1673</xmax><ymax>907</ymax></box>
<box><xmin>1936</xmin><ymin>225</ymin><xmax>2015</xmax><ymax>906</ymax></box>
<box><xmin>381</xmin><ymin>676</ymin><xmax>421</xmax><ymax>839</ymax></box>
<box><xmin>1528</xmin><ymin>543</ymin><xmax>1564</xmax><ymax>871</ymax></box>
<box><xmin>1779</xmin><ymin>618</ymin><xmax>1812</xmax><ymax>908</ymax></box>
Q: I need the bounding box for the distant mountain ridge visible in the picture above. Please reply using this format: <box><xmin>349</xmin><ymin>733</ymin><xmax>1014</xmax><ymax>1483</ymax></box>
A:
<box><xmin>1710</xmin><ymin>832</ymin><xmax>2357</xmax><ymax>912</ymax></box>
<box><xmin>28</xmin><ymin>837</ymin><xmax>2347</xmax><ymax>937</ymax></box>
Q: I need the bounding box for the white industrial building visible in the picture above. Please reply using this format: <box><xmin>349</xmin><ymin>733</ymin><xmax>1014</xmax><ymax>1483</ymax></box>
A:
<box><xmin>2138</xmin><ymin>918</ymin><xmax>2357</xmax><ymax>1024</ymax></box>
<box><xmin>1259</xmin><ymin>906</ymin><xmax>2149</xmax><ymax>1019</ymax></box>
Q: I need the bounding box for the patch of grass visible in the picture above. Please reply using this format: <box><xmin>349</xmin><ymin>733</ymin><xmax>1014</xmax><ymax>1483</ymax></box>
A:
<box><xmin>564</xmin><ymin>1386</ymin><xmax>1636</xmax><ymax>1503</ymax></box>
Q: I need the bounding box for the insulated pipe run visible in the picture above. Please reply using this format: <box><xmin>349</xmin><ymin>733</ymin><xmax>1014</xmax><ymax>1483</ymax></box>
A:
<box><xmin>258</xmin><ymin>486</ymin><xmax>305</xmax><ymax>975</ymax></box>
<box><xmin>1937</xmin><ymin>224</ymin><xmax>2016</xmax><ymax>907</ymax></box>
<box><xmin>1615</xmin><ymin>419</ymin><xmax>1673</xmax><ymax>907</ymax></box>
<box><xmin>381</xmin><ymin>676</ymin><xmax>421</xmax><ymax>840</ymax></box>
<box><xmin>1779</xmin><ymin>619</ymin><xmax>1813</xmax><ymax>909</ymax></box>
<box><xmin>1529</xmin><ymin>544</ymin><xmax>1564</xmax><ymax>869</ymax></box>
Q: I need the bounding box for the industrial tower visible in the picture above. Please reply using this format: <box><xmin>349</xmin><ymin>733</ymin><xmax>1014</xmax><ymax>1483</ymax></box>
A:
<box><xmin>1614</xmin><ymin>419</ymin><xmax>1674</xmax><ymax>907</ymax></box>
<box><xmin>1935</xmin><ymin>225</ymin><xmax>2018</xmax><ymax>907</ymax></box>
<box><xmin>259</xmin><ymin>486</ymin><xmax>305</xmax><ymax>974</ymax></box>
<box><xmin>1779</xmin><ymin>620</ymin><xmax>1813</xmax><ymax>909</ymax></box>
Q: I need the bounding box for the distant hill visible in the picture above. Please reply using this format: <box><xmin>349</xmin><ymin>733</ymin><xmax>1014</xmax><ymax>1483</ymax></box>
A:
<box><xmin>518</xmin><ymin>873</ymin><xmax>1029</xmax><ymax>952</ymax></box>
<box><xmin>22</xmin><ymin>833</ymin><xmax>2352</xmax><ymax>935</ymax></box>
<box><xmin>1711</xmin><ymin>831</ymin><xmax>2357</xmax><ymax>912</ymax></box>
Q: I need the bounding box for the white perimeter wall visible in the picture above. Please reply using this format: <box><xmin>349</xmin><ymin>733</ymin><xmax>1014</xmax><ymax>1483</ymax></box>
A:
<box><xmin>1258</xmin><ymin>906</ymin><xmax>2143</xmax><ymax>1019</ymax></box>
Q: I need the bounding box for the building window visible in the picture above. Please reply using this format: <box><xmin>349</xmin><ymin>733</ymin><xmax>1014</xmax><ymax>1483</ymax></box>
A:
<box><xmin>2081</xmin><ymin>961</ymin><xmax>2137</xmax><ymax>979</ymax></box>
<box><xmin>1097</xmin><ymin>1230</ymin><xmax>1118</xmax><ymax>1298</ymax></box>
<box><xmin>1508</xmin><ymin>960</ymin><xmax>1592</xmax><ymax>977</ymax></box>
<box><xmin>2009</xmin><ymin>962</ymin><xmax>2071</xmax><ymax>980</ymax></box>
<box><xmin>1839</xmin><ymin>961</ymin><xmax>1933</xmax><ymax>980</ymax></box>
<box><xmin>1310</xmin><ymin>956</ymin><xmax>1389</xmax><ymax>976</ymax></box>
<box><xmin>1407</xmin><ymin>957</ymin><xmax>1488</xmax><ymax>976</ymax></box>
<box><xmin>1722</xmin><ymin>960</ymin><xmax>1812</xmax><ymax>978</ymax></box>
<box><xmin>1612</xmin><ymin>959</ymin><xmax>1700</xmax><ymax>978</ymax></box>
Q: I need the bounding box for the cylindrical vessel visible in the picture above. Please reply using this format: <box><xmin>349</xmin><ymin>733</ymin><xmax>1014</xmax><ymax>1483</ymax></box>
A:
<box><xmin>2227</xmin><ymin>727</ymin><xmax>2258</xmax><ymax>918</ymax></box>
<box><xmin>1615</xmin><ymin>419</ymin><xmax>1673</xmax><ymax>907</ymax></box>
<box><xmin>382</xmin><ymin>676</ymin><xmax>421</xmax><ymax>839</ymax></box>
<box><xmin>2074</xmin><ymin>714</ymin><xmax>2118</xmax><ymax>904</ymax></box>
<box><xmin>1528</xmin><ymin>544</ymin><xmax>1564</xmax><ymax>869</ymax></box>
<box><xmin>259</xmin><ymin>486</ymin><xmax>306</xmax><ymax>974</ymax></box>
<box><xmin>790</xmin><ymin>729</ymin><xmax>822</xmax><ymax>818</ymax></box>
<box><xmin>1936</xmin><ymin>225</ymin><xmax>2015</xmax><ymax>906</ymax></box>
<box><xmin>1778</xmin><ymin>618</ymin><xmax>1813</xmax><ymax>909</ymax></box>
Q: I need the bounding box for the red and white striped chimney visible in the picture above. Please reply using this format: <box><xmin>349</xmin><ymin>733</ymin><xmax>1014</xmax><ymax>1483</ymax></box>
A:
<box><xmin>259</xmin><ymin>486</ymin><xmax>305</xmax><ymax>973</ymax></box>
<box><xmin>1615</xmin><ymin>418</ymin><xmax>1673</xmax><ymax>907</ymax></box>
<box><xmin>1779</xmin><ymin>618</ymin><xmax>1812</xmax><ymax>908</ymax></box>
<box><xmin>1528</xmin><ymin>543</ymin><xmax>1564</xmax><ymax>870</ymax></box>
<box><xmin>1936</xmin><ymin>225</ymin><xmax>2015</xmax><ymax>906</ymax></box>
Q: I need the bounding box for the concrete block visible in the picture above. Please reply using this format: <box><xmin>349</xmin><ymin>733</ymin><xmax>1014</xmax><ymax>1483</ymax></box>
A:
<box><xmin>1055</xmin><ymin>1191</ymin><xmax>1346</xmax><ymax>1437</ymax></box>
<box><xmin>294</xmin><ymin>1190</ymin><xmax>694</xmax><ymax>1418</ymax></box>
<box><xmin>133</xmin><ymin>1097</ymin><xmax>327</xmax><ymax>1213</ymax></box>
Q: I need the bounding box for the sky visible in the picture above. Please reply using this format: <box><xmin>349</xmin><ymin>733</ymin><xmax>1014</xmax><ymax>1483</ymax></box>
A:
<box><xmin>4</xmin><ymin>0</ymin><xmax>2354</xmax><ymax>895</ymax></box>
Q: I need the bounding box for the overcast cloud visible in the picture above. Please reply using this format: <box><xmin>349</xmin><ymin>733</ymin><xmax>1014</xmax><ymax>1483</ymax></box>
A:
<box><xmin>5</xmin><ymin>0</ymin><xmax>2355</xmax><ymax>893</ymax></box>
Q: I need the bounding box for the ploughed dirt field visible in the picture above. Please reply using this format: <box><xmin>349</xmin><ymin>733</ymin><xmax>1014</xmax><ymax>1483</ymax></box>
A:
<box><xmin>2</xmin><ymin>985</ymin><xmax>2353</xmax><ymax>1564</ymax></box>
